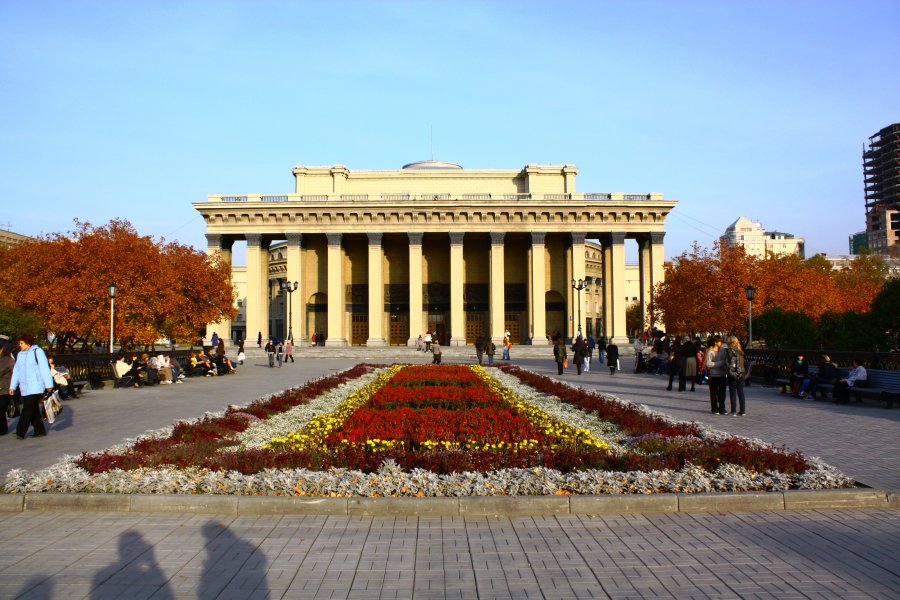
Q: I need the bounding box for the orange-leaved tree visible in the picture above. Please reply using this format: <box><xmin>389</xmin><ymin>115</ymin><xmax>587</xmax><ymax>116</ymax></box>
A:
<box><xmin>0</xmin><ymin>219</ymin><xmax>235</xmax><ymax>347</ymax></box>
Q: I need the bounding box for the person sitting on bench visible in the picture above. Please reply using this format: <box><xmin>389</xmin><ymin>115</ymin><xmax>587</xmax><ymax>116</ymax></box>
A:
<box><xmin>833</xmin><ymin>358</ymin><xmax>867</xmax><ymax>404</ymax></box>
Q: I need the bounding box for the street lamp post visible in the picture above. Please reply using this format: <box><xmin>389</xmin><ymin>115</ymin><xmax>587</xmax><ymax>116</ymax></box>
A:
<box><xmin>745</xmin><ymin>285</ymin><xmax>755</xmax><ymax>349</ymax></box>
<box><xmin>108</xmin><ymin>283</ymin><xmax>117</xmax><ymax>353</ymax></box>
<box><xmin>280</xmin><ymin>280</ymin><xmax>298</xmax><ymax>341</ymax></box>
<box><xmin>572</xmin><ymin>278</ymin><xmax>587</xmax><ymax>339</ymax></box>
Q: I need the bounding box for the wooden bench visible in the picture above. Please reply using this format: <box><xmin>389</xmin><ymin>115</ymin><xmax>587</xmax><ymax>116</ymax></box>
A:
<box><xmin>778</xmin><ymin>368</ymin><xmax>900</xmax><ymax>407</ymax></box>
<box><xmin>843</xmin><ymin>369</ymin><xmax>900</xmax><ymax>408</ymax></box>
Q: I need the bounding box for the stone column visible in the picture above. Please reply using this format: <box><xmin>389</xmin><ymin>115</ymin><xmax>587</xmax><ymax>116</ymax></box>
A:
<box><xmin>285</xmin><ymin>233</ymin><xmax>303</xmax><ymax>343</ymax></box>
<box><xmin>205</xmin><ymin>234</ymin><xmax>234</xmax><ymax>345</ymax></box>
<box><xmin>571</xmin><ymin>232</ymin><xmax>586</xmax><ymax>338</ymax></box>
<box><xmin>245</xmin><ymin>233</ymin><xmax>268</xmax><ymax>346</ymax></box>
<box><xmin>638</xmin><ymin>235</ymin><xmax>651</xmax><ymax>339</ymax></box>
<box><xmin>489</xmin><ymin>232</ymin><xmax>505</xmax><ymax>345</ymax></box>
<box><xmin>650</xmin><ymin>231</ymin><xmax>666</xmax><ymax>331</ymax></box>
<box><xmin>449</xmin><ymin>232</ymin><xmax>466</xmax><ymax>346</ymax></box>
<box><xmin>602</xmin><ymin>238</ymin><xmax>613</xmax><ymax>340</ymax></box>
<box><xmin>608</xmin><ymin>232</ymin><xmax>628</xmax><ymax>344</ymax></box>
<box><xmin>407</xmin><ymin>232</ymin><xmax>424</xmax><ymax>346</ymax></box>
<box><xmin>366</xmin><ymin>232</ymin><xmax>387</xmax><ymax>346</ymax></box>
<box><xmin>326</xmin><ymin>233</ymin><xmax>348</xmax><ymax>346</ymax></box>
<box><xmin>529</xmin><ymin>232</ymin><xmax>548</xmax><ymax>345</ymax></box>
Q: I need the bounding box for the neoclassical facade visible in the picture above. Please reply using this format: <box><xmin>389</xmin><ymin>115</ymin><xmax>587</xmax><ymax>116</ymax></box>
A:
<box><xmin>195</xmin><ymin>161</ymin><xmax>675</xmax><ymax>347</ymax></box>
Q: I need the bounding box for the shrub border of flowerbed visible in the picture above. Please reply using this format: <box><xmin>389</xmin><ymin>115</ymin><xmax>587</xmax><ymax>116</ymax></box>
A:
<box><xmin>0</xmin><ymin>487</ymin><xmax>895</xmax><ymax>516</ymax></box>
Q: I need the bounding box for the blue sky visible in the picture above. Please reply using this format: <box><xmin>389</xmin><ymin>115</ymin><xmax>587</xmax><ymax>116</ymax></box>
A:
<box><xmin>2</xmin><ymin>0</ymin><xmax>898</xmax><ymax>263</ymax></box>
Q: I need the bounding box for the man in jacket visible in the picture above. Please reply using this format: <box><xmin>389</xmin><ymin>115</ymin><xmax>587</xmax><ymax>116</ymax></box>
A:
<box><xmin>8</xmin><ymin>334</ymin><xmax>53</xmax><ymax>440</ymax></box>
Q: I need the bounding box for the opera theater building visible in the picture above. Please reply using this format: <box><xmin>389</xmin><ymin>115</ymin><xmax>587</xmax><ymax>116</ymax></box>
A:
<box><xmin>194</xmin><ymin>161</ymin><xmax>675</xmax><ymax>347</ymax></box>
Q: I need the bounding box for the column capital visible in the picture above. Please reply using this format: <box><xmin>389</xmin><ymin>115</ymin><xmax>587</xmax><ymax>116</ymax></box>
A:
<box><xmin>408</xmin><ymin>232</ymin><xmax>424</xmax><ymax>245</ymax></box>
<box><xmin>606</xmin><ymin>232</ymin><xmax>626</xmax><ymax>246</ymax></box>
<box><xmin>205</xmin><ymin>233</ymin><xmax>222</xmax><ymax>248</ymax></box>
<box><xmin>286</xmin><ymin>233</ymin><xmax>303</xmax><ymax>247</ymax></box>
<box><xmin>245</xmin><ymin>233</ymin><xmax>263</xmax><ymax>247</ymax></box>
<box><xmin>570</xmin><ymin>232</ymin><xmax>587</xmax><ymax>245</ymax></box>
<box><xmin>449</xmin><ymin>232</ymin><xmax>465</xmax><ymax>245</ymax></box>
<box><xmin>531</xmin><ymin>232</ymin><xmax>546</xmax><ymax>245</ymax></box>
<box><xmin>650</xmin><ymin>231</ymin><xmax>666</xmax><ymax>245</ymax></box>
<box><xmin>367</xmin><ymin>232</ymin><xmax>383</xmax><ymax>245</ymax></box>
<box><xmin>490</xmin><ymin>231</ymin><xmax>506</xmax><ymax>245</ymax></box>
<box><xmin>326</xmin><ymin>233</ymin><xmax>343</xmax><ymax>246</ymax></box>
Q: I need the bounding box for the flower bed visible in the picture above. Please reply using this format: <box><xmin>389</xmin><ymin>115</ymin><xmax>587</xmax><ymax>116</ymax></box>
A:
<box><xmin>3</xmin><ymin>363</ymin><xmax>855</xmax><ymax>496</ymax></box>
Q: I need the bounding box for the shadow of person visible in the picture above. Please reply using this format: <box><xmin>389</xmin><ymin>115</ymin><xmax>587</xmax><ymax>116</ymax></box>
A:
<box><xmin>14</xmin><ymin>575</ymin><xmax>53</xmax><ymax>599</ymax></box>
<box><xmin>200</xmin><ymin>520</ymin><xmax>270</xmax><ymax>599</ymax></box>
<box><xmin>91</xmin><ymin>530</ymin><xmax>173</xmax><ymax>600</ymax></box>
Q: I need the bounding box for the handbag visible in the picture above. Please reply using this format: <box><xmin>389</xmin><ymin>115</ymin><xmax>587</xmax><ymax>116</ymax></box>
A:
<box><xmin>563</xmin><ymin>358</ymin><xmax>569</xmax><ymax>369</ymax></box>
<box><xmin>43</xmin><ymin>390</ymin><xmax>62</xmax><ymax>424</ymax></box>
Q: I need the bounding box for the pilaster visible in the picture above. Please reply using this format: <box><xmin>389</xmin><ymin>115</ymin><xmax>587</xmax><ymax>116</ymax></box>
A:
<box><xmin>608</xmin><ymin>232</ymin><xmax>627</xmax><ymax>344</ymax></box>
<box><xmin>571</xmin><ymin>232</ymin><xmax>587</xmax><ymax>338</ymax></box>
<box><xmin>205</xmin><ymin>234</ymin><xmax>234</xmax><ymax>345</ymax></box>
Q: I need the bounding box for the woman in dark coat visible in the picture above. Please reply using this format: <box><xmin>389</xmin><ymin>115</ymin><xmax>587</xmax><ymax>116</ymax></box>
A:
<box><xmin>553</xmin><ymin>338</ymin><xmax>567</xmax><ymax>375</ymax></box>
<box><xmin>606</xmin><ymin>341</ymin><xmax>620</xmax><ymax>375</ymax></box>
<box><xmin>571</xmin><ymin>337</ymin><xmax>586</xmax><ymax>375</ymax></box>
<box><xmin>679</xmin><ymin>336</ymin><xmax>698</xmax><ymax>392</ymax></box>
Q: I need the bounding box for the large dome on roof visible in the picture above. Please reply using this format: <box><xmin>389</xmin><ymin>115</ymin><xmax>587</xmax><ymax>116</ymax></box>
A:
<box><xmin>401</xmin><ymin>160</ymin><xmax>463</xmax><ymax>170</ymax></box>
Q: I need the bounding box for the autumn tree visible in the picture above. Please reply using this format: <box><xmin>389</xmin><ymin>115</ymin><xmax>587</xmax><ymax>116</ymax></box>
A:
<box><xmin>654</xmin><ymin>242</ymin><xmax>889</xmax><ymax>343</ymax></box>
<box><xmin>0</xmin><ymin>219</ymin><xmax>235</xmax><ymax>348</ymax></box>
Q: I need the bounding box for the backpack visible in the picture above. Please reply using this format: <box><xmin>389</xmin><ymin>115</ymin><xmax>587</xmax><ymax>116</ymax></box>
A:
<box><xmin>726</xmin><ymin>348</ymin><xmax>745</xmax><ymax>379</ymax></box>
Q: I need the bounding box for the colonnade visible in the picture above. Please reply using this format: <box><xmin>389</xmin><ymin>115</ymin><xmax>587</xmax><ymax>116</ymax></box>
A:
<box><xmin>206</xmin><ymin>230</ymin><xmax>666</xmax><ymax>348</ymax></box>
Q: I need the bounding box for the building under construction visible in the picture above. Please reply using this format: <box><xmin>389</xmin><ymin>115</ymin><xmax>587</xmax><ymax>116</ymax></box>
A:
<box><xmin>863</xmin><ymin>123</ymin><xmax>900</xmax><ymax>251</ymax></box>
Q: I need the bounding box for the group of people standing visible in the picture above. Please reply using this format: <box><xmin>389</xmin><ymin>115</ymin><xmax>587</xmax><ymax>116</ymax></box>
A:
<box><xmin>553</xmin><ymin>334</ymin><xmax>617</xmax><ymax>376</ymax></box>
<box><xmin>651</xmin><ymin>333</ymin><xmax>749</xmax><ymax>416</ymax></box>
<box><xmin>264</xmin><ymin>338</ymin><xmax>295</xmax><ymax>368</ymax></box>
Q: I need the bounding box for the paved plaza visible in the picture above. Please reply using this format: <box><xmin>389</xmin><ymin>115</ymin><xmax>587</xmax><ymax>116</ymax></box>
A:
<box><xmin>1</xmin><ymin>351</ymin><xmax>899</xmax><ymax>599</ymax></box>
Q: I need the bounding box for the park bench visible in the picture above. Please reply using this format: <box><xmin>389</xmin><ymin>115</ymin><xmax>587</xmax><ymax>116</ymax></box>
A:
<box><xmin>776</xmin><ymin>367</ymin><xmax>900</xmax><ymax>407</ymax></box>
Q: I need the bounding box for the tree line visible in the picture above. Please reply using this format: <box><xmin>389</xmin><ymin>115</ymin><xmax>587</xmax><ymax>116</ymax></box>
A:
<box><xmin>0</xmin><ymin>219</ymin><xmax>235</xmax><ymax>351</ymax></box>
<box><xmin>653</xmin><ymin>243</ymin><xmax>899</xmax><ymax>351</ymax></box>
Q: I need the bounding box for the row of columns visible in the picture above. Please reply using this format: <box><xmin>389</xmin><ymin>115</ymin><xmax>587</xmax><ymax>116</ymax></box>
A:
<box><xmin>206</xmin><ymin>230</ymin><xmax>665</xmax><ymax>347</ymax></box>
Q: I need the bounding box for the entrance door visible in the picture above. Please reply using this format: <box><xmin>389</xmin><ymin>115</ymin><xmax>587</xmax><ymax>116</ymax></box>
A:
<box><xmin>351</xmin><ymin>314</ymin><xmax>368</xmax><ymax>346</ymax></box>
<box><xmin>504</xmin><ymin>314</ymin><xmax>522</xmax><ymax>344</ymax></box>
<box><xmin>466</xmin><ymin>312</ymin><xmax>486</xmax><ymax>344</ymax></box>
<box><xmin>389</xmin><ymin>312</ymin><xmax>409</xmax><ymax>345</ymax></box>
<box><xmin>427</xmin><ymin>313</ymin><xmax>447</xmax><ymax>345</ymax></box>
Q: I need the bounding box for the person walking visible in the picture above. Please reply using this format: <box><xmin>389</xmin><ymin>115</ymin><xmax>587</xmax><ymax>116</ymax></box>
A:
<box><xmin>571</xmin><ymin>336</ymin><xmax>586</xmax><ymax>375</ymax></box>
<box><xmin>585</xmin><ymin>334</ymin><xmax>595</xmax><ymax>372</ymax></box>
<box><xmin>666</xmin><ymin>337</ymin><xmax>681</xmax><ymax>391</ymax></box>
<box><xmin>706</xmin><ymin>336</ymin><xmax>727</xmax><ymax>414</ymax></box>
<box><xmin>606</xmin><ymin>340</ymin><xmax>620</xmax><ymax>375</ymax></box>
<box><xmin>502</xmin><ymin>337</ymin><xmax>511</xmax><ymax>360</ymax></box>
<box><xmin>486</xmin><ymin>339</ymin><xmax>496</xmax><ymax>366</ymax></box>
<box><xmin>265</xmin><ymin>339</ymin><xmax>276</xmax><ymax>368</ymax></box>
<box><xmin>8</xmin><ymin>334</ymin><xmax>53</xmax><ymax>440</ymax></box>
<box><xmin>285</xmin><ymin>339</ymin><xmax>294</xmax><ymax>363</ymax></box>
<box><xmin>275</xmin><ymin>340</ymin><xmax>284</xmax><ymax>367</ymax></box>
<box><xmin>424</xmin><ymin>332</ymin><xmax>432</xmax><ymax>353</ymax></box>
<box><xmin>475</xmin><ymin>336</ymin><xmax>485</xmax><ymax>365</ymax></box>
<box><xmin>431</xmin><ymin>340</ymin><xmax>442</xmax><ymax>365</ymax></box>
<box><xmin>257</xmin><ymin>332</ymin><xmax>262</xmax><ymax>348</ymax></box>
<box><xmin>553</xmin><ymin>338</ymin><xmax>567</xmax><ymax>375</ymax></box>
<box><xmin>597</xmin><ymin>335</ymin><xmax>607</xmax><ymax>364</ymax></box>
<box><xmin>236</xmin><ymin>340</ymin><xmax>245</xmax><ymax>366</ymax></box>
<box><xmin>725</xmin><ymin>336</ymin><xmax>747</xmax><ymax>415</ymax></box>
